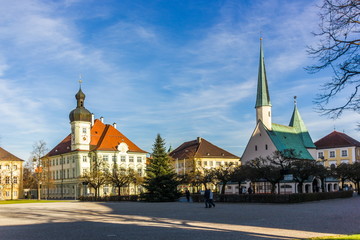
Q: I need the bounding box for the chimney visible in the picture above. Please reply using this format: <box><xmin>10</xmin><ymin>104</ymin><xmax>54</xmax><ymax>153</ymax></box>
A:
<box><xmin>100</xmin><ymin>116</ymin><xmax>104</xmax><ymax>123</ymax></box>
<box><xmin>91</xmin><ymin>113</ymin><xmax>94</xmax><ymax>126</ymax></box>
<box><xmin>113</xmin><ymin>122</ymin><xmax>117</xmax><ymax>129</ymax></box>
<box><xmin>197</xmin><ymin>137</ymin><xmax>202</xmax><ymax>143</ymax></box>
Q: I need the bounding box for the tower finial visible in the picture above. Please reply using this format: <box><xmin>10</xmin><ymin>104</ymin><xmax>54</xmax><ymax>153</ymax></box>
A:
<box><xmin>79</xmin><ymin>74</ymin><xmax>83</xmax><ymax>88</ymax></box>
<box><xmin>260</xmin><ymin>31</ymin><xmax>263</xmax><ymax>41</ymax></box>
<box><xmin>294</xmin><ymin>96</ymin><xmax>297</xmax><ymax>105</ymax></box>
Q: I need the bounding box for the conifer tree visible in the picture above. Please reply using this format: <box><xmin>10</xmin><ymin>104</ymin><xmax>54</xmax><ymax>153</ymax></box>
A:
<box><xmin>142</xmin><ymin>134</ymin><xmax>180</xmax><ymax>201</ymax></box>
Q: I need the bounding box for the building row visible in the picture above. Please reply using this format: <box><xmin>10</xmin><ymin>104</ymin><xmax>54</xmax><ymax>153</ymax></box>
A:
<box><xmin>1</xmin><ymin>39</ymin><xmax>359</xmax><ymax>199</ymax></box>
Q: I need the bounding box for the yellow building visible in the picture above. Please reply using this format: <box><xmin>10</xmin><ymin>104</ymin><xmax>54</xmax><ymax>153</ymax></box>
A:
<box><xmin>0</xmin><ymin>147</ymin><xmax>24</xmax><ymax>200</ymax></box>
<box><xmin>169</xmin><ymin>137</ymin><xmax>240</xmax><ymax>193</ymax></box>
<box><xmin>315</xmin><ymin>131</ymin><xmax>360</xmax><ymax>167</ymax></box>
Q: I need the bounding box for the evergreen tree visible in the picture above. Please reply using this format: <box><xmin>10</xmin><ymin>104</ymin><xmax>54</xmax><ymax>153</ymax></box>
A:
<box><xmin>142</xmin><ymin>134</ymin><xmax>180</xmax><ymax>201</ymax></box>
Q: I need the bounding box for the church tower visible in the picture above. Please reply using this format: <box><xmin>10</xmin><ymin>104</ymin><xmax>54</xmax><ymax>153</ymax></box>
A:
<box><xmin>69</xmin><ymin>86</ymin><xmax>92</xmax><ymax>151</ymax></box>
<box><xmin>255</xmin><ymin>38</ymin><xmax>272</xmax><ymax>130</ymax></box>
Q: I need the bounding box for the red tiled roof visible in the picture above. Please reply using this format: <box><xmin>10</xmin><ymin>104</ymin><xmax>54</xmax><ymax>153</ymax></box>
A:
<box><xmin>47</xmin><ymin>119</ymin><xmax>146</xmax><ymax>156</ymax></box>
<box><xmin>314</xmin><ymin>131</ymin><xmax>360</xmax><ymax>149</ymax></box>
<box><xmin>0</xmin><ymin>147</ymin><xmax>24</xmax><ymax>161</ymax></box>
<box><xmin>170</xmin><ymin>137</ymin><xmax>239</xmax><ymax>160</ymax></box>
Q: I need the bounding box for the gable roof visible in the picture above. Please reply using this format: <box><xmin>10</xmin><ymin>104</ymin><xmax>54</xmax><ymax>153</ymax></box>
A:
<box><xmin>0</xmin><ymin>147</ymin><xmax>24</xmax><ymax>161</ymax></box>
<box><xmin>265</xmin><ymin>123</ymin><xmax>315</xmax><ymax>160</ymax></box>
<box><xmin>47</xmin><ymin>119</ymin><xmax>146</xmax><ymax>157</ymax></box>
<box><xmin>170</xmin><ymin>137</ymin><xmax>239</xmax><ymax>160</ymax></box>
<box><xmin>315</xmin><ymin>131</ymin><xmax>360</xmax><ymax>149</ymax></box>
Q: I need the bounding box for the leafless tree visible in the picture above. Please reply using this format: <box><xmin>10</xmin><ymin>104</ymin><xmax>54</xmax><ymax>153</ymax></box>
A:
<box><xmin>307</xmin><ymin>0</ymin><xmax>360</xmax><ymax>118</ymax></box>
<box><xmin>31</xmin><ymin>140</ymin><xmax>48</xmax><ymax>200</ymax></box>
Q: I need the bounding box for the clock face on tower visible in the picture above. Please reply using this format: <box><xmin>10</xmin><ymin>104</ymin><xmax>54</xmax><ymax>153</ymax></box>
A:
<box><xmin>83</xmin><ymin>136</ymin><xmax>87</xmax><ymax>141</ymax></box>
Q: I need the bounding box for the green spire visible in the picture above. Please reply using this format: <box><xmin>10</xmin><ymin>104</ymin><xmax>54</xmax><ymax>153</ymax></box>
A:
<box><xmin>289</xmin><ymin>96</ymin><xmax>315</xmax><ymax>148</ymax></box>
<box><xmin>255</xmin><ymin>38</ymin><xmax>271</xmax><ymax>108</ymax></box>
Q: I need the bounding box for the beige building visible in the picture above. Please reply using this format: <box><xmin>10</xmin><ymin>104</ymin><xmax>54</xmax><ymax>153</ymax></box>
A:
<box><xmin>169</xmin><ymin>137</ymin><xmax>240</xmax><ymax>192</ymax></box>
<box><xmin>0</xmin><ymin>147</ymin><xmax>24</xmax><ymax>200</ymax></box>
<box><xmin>45</xmin><ymin>86</ymin><xmax>147</xmax><ymax>199</ymax></box>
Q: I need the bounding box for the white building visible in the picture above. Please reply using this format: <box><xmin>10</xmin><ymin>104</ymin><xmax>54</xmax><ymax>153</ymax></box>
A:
<box><xmin>45</xmin><ymin>87</ymin><xmax>147</xmax><ymax>199</ymax></box>
<box><xmin>241</xmin><ymin>39</ymin><xmax>320</xmax><ymax>194</ymax></box>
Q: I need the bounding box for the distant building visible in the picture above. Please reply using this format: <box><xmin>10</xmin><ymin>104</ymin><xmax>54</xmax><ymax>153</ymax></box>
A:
<box><xmin>169</xmin><ymin>137</ymin><xmax>240</xmax><ymax>193</ymax></box>
<box><xmin>241</xmin><ymin>39</ymin><xmax>319</xmax><ymax>194</ymax></box>
<box><xmin>315</xmin><ymin>131</ymin><xmax>360</xmax><ymax>167</ymax></box>
<box><xmin>45</xmin><ymin>86</ymin><xmax>147</xmax><ymax>199</ymax></box>
<box><xmin>0</xmin><ymin>147</ymin><xmax>24</xmax><ymax>200</ymax></box>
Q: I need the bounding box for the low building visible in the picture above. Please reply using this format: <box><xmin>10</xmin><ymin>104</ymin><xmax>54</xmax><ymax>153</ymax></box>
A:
<box><xmin>315</xmin><ymin>131</ymin><xmax>360</xmax><ymax>191</ymax></box>
<box><xmin>169</xmin><ymin>137</ymin><xmax>240</xmax><ymax>192</ymax></box>
<box><xmin>315</xmin><ymin>131</ymin><xmax>360</xmax><ymax>167</ymax></box>
<box><xmin>0</xmin><ymin>147</ymin><xmax>24</xmax><ymax>200</ymax></box>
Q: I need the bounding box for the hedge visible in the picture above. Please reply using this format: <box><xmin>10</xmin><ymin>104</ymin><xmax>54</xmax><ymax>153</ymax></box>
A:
<box><xmin>190</xmin><ymin>191</ymin><xmax>353</xmax><ymax>204</ymax></box>
<box><xmin>79</xmin><ymin>195</ymin><xmax>139</xmax><ymax>202</ymax></box>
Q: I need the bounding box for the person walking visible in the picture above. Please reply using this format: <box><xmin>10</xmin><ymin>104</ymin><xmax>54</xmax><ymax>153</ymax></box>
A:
<box><xmin>204</xmin><ymin>188</ymin><xmax>210</xmax><ymax>208</ymax></box>
<box><xmin>185</xmin><ymin>189</ymin><xmax>190</xmax><ymax>202</ymax></box>
<box><xmin>208</xmin><ymin>189</ymin><xmax>215</xmax><ymax>208</ymax></box>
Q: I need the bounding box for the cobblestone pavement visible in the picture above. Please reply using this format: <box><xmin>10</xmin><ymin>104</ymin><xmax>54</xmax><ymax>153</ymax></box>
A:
<box><xmin>0</xmin><ymin>196</ymin><xmax>359</xmax><ymax>240</ymax></box>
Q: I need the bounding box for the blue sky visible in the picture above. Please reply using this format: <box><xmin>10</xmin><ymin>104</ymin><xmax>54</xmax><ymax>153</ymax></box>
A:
<box><xmin>0</xmin><ymin>0</ymin><xmax>359</xmax><ymax>160</ymax></box>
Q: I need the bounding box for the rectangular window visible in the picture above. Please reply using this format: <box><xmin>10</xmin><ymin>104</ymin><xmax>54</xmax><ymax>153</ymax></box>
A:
<box><xmin>72</xmin><ymin>168</ymin><xmax>75</xmax><ymax>178</ymax></box>
<box><xmin>121</xmin><ymin>156</ymin><xmax>126</xmax><ymax>162</ymax></box>
<box><xmin>209</xmin><ymin>161</ymin><xmax>214</xmax><ymax>167</ymax></box>
<box><xmin>0</xmin><ymin>165</ymin><xmax>2</xmax><ymax>169</ymax></box>
<box><xmin>67</xmin><ymin>157</ymin><xmax>70</xmax><ymax>164</ymax></box>
<box><xmin>56</xmin><ymin>159</ymin><xmax>58</xmax><ymax>165</ymax></box>
<box><xmin>129</xmin><ymin>156</ymin><xmax>134</xmax><ymax>162</ymax></box>
<box><xmin>56</xmin><ymin>171</ymin><xmax>59</xmax><ymax>180</ymax></box>
<box><xmin>255</xmin><ymin>145</ymin><xmax>258</xmax><ymax>151</ymax></box>
<box><xmin>216</xmin><ymin>162</ymin><xmax>221</xmax><ymax>166</ymax></box>
<box><xmin>82</xmin><ymin>128</ymin><xmax>87</xmax><ymax>134</ymax></box>
<box><xmin>137</xmin><ymin>168</ymin><xmax>142</xmax><ymax>176</ymax></box>
<box><xmin>72</xmin><ymin>156</ymin><xmax>75</xmax><ymax>163</ymax></box>
<box><xmin>14</xmin><ymin>191</ymin><xmax>17</xmax><ymax>197</ymax></box>
<box><xmin>13</xmin><ymin>177</ymin><xmax>18</xmax><ymax>184</ymax></box>
<box><xmin>6</xmin><ymin>191</ymin><xmax>9</xmax><ymax>197</ymax></box>
<box><xmin>137</xmin><ymin>157</ymin><xmax>142</xmax><ymax>163</ymax></box>
<box><xmin>329</xmin><ymin>151</ymin><xmax>335</xmax><ymax>158</ymax></box>
<box><xmin>103</xmin><ymin>155</ymin><xmax>109</xmax><ymax>161</ymax></box>
<box><xmin>67</xmin><ymin>169</ymin><xmax>70</xmax><ymax>179</ymax></box>
<box><xmin>13</xmin><ymin>165</ymin><xmax>17</xmax><ymax>170</ymax></box>
<box><xmin>5</xmin><ymin>165</ymin><xmax>9</xmax><ymax>169</ymax></box>
<box><xmin>83</xmin><ymin>156</ymin><xmax>87</xmax><ymax>162</ymax></box>
<box><xmin>341</xmin><ymin>150</ymin><xmax>348</xmax><ymax>157</ymax></box>
<box><xmin>204</xmin><ymin>161</ymin><xmax>208</xmax><ymax>166</ymax></box>
<box><xmin>112</xmin><ymin>155</ymin><xmax>117</xmax><ymax>162</ymax></box>
<box><xmin>318</xmin><ymin>152</ymin><xmax>324</xmax><ymax>158</ymax></box>
<box><xmin>5</xmin><ymin>177</ymin><xmax>10</xmax><ymax>184</ymax></box>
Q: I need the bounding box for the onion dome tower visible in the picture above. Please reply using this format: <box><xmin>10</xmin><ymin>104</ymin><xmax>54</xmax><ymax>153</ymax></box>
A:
<box><xmin>69</xmin><ymin>86</ymin><xmax>92</xmax><ymax>151</ymax></box>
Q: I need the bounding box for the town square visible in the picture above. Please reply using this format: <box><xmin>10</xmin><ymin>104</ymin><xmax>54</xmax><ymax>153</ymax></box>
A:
<box><xmin>0</xmin><ymin>0</ymin><xmax>360</xmax><ymax>239</ymax></box>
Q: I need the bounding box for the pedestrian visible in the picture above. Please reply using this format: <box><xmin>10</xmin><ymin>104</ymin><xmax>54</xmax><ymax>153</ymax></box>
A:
<box><xmin>248</xmin><ymin>186</ymin><xmax>253</xmax><ymax>194</ymax></box>
<box><xmin>204</xmin><ymin>188</ymin><xmax>210</xmax><ymax>208</ymax></box>
<box><xmin>185</xmin><ymin>189</ymin><xmax>190</xmax><ymax>202</ymax></box>
<box><xmin>208</xmin><ymin>189</ymin><xmax>215</xmax><ymax>208</ymax></box>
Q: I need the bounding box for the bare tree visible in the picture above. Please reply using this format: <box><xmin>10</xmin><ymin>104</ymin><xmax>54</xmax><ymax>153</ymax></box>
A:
<box><xmin>307</xmin><ymin>0</ymin><xmax>360</xmax><ymax>118</ymax></box>
<box><xmin>82</xmin><ymin>153</ymin><xmax>109</xmax><ymax>198</ymax></box>
<box><xmin>31</xmin><ymin>140</ymin><xmax>48</xmax><ymax>200</ymax></box>
<box><xmin>107</xmin><ymin>164</ymin><xmax>133</xmax><ymax>196</ymax></box>
<box><xmin>212</xmin><ymin>163</ymin><xmax>236</xmax><ymax>195</ymax></box>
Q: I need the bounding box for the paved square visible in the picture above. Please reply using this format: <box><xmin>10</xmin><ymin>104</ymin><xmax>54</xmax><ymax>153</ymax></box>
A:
<box><xmin>0</xmin><ymin>196</ymin><xmax>359</xmax><ymax>240</ymax></box>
